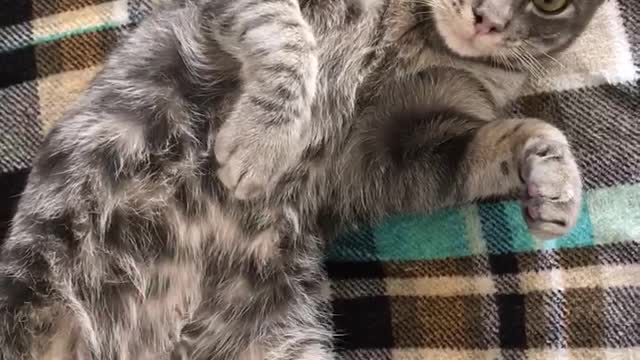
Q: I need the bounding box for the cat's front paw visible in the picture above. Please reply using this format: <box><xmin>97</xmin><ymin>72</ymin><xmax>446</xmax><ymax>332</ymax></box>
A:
<box><xmin>520</xmin><ymin>134</ymin><xmax>582</xmax><ymax>240</ymax></box>
<box><xmin>215</xmin><ymin>121</ymin><xmax>299</xmax><ymax>200</ymax></box>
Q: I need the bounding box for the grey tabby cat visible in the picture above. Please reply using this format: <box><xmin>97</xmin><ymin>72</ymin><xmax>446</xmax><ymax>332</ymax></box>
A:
<box><xmin>0</xmin><ymin>0</ymin><xmax>603</xmax><ymax>358</ymax></box>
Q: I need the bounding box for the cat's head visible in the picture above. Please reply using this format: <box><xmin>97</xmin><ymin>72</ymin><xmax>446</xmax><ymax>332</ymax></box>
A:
<box><xmin>428</xmin><ymin>0</ymin><xmax>605</xmax><ymax>59</ymax></box>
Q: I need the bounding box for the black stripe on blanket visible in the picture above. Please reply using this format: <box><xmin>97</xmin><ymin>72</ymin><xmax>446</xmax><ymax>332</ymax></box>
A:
<box><xmin>0</xmin><ymin>0</ymin><xmax>33</xmax><ymax>27</ymax></box>
<box><xmin>0</xmin><ymin>169</ymin><xmax>29</xmax><ymax>242</ymax></box>
<box><xmin>0</xmin><ymin>46</ymin><xmax>37</xmax><ymax>89</ymax></box>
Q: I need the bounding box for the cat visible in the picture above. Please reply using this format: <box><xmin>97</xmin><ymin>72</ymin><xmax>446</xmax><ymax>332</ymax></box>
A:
<box><xmin>0</xmin><ymin>0</ymin><xmax>603</xmax><ymax>359</ymax></box>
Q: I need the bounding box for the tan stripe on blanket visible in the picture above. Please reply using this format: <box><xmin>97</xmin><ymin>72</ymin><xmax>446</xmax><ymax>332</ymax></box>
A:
<box><xmin>38</xmin><ymin>66</ymin><xmax>102</xmax><ymax>132</ymax></box>
<box><xmin>382</xmin><ymin>348</ymin><xmax>640</xmax><ymax>360</ymax></box>
<box><xmin>364</xmin><ymin>242</ymin><xmax>639</xmax><ymax>279</ymax></box>
<box><xmin>35</xmin><ymin>28</ymin><xmax>118</xmax><ymax>79</ymax></box>
<box><xmin>32</xmin><ymin>0</ymin><xmax>129</xmax><ymax>40</ymax></box>
<box><xmin>32</xmin><ymin>0</ymin><xmax>113</xmax><ymax>19</ymax></box>
<box><xmin>331</xmin><ymin>264</ymin><xmax>640</xmax><ymax>299</ymax></box>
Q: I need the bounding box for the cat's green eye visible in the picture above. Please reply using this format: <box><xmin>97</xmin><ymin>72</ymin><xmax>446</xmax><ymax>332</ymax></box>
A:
<box><xmin>532</xmin><ymin>0</ymin><xmax>569</xmax><ymax>14</ymax></box>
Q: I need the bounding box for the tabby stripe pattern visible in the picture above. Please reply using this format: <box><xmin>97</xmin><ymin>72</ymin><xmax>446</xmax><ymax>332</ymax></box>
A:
<box><xmin>0</xmin><ymin>0</ymin><xmax>639</xmax><ymax>358</ymax></box>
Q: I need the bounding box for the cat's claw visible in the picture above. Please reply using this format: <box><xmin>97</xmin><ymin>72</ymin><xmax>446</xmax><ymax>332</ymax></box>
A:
<box><xmin>520</xmin><ymin>136</ymin><xmax>582</xmax><ymax>240</ymax></box>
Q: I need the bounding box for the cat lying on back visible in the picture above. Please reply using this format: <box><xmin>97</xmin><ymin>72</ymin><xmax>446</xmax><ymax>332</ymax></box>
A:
<box><xmin>0</xmin><ymin>0</ymin><xmax>602</xmax><ymax>358</ymax></box>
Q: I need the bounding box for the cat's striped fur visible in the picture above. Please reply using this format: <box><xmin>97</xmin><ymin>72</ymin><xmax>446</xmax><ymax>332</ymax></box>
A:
<box><xmin>0</xmin><ymin>0</ymin><xmax>603</xmax><ymax>358</ymax></box>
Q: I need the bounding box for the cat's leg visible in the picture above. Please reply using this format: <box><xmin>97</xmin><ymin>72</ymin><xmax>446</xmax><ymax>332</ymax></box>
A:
<box><xmin>175</xmin><ymin>300</ymin><xmax>333</xmax><ymax>360</ymax></box>
<box><xmin>340</xmin><ymin>111</ymin><xmax>582</xmax><ymax>239</ymax></box>
<box><xmin>201</xmin><ymin>0</ymin><xmax>318</xmax><ymax>200</ymax></box>
<box><xmin>172</xmin><ymin>230</ymin><xmax>333</xmax><ymax>360</ymax></box>
<box><xmin>0</xmin><ymin>217</ymin><xmax>97</xmax><ymax>360</ymax></box>
<box><xmin>0</xmin><ymin>227</ymin><xmax>186</xmax><ymax>360</ymax></box>
<box><xmin>174</xmin><ymin>314</ymin><xmax>333</xmax><ymax>360</ymax></box>
<box><xmin>0</xmin><ymin>210</ymin><xmax>156</xmax><ymax>360</ymax></box>
<box><xmin>0</xmin><ymin>247</ymin><xmax>54</xmax><ymax>360</ymax></box>
<box><xmin>0</xmin><ymin>108</ymin><xmax>191</xmax><ymax>358</ymax></box>
<box><xmin>239</xmin><ymin>300</ymin><xmax>334</xmax><ymax>360</ymax></box>
<box><xmin>259</xmin><ymin>289</ymin><xmax>334</xmax><ymax>360</ymax></box>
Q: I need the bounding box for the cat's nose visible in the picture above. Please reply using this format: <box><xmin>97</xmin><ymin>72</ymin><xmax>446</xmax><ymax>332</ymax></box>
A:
<box><xmin>473</xmin><ymin>9</ymin><xmax>505</xmax><ymax>35</ymax></box>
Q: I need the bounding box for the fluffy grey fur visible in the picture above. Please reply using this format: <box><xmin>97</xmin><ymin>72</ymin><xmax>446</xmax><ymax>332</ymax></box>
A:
<box><xmin>0</xmin><ymin>0</ymin><xmax>604</xmax><ymax>358</ymax></box>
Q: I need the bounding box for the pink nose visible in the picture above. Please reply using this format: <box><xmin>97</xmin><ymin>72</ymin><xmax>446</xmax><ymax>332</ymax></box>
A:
<box><xmin>474</xmin><ymin>13</ymin><xmax>500</xmax><ymax>35</ymax></box>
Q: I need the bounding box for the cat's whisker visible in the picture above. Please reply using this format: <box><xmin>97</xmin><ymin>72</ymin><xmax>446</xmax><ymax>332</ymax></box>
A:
<box><xmin>511</xmin><ymin>47</ymin><xmax>544</xmax><ymax>81</ymax></box>
<box><xmin>508</xmin><ymin>48</ymin><xmax>529</xmax><ymax>72</ymax></box>
<box><xmin>513</xmin><ymin>46</ymin><xmax>548</xmax><ymax>81</ymax></box>
<box><xmin>522</xmin><ymin>40</ymin><xmax>565</xmax><ymax>69</ymax></box>
<box><xmin>501</xmin><ymin>54</ymin><xmax>517</xmax><ymax>72</ymax></box>
<box><xmin>413</xmin><ymin>10</ymin><xmax>437</xmax><ymax>17</ymax></box>
<box><xmin>542</xmin><ymin>52</ymin><xmax>565</xmax><ymax>69</ymax></box>
<box><xmin>491</xmin><ymin>54</ymin><xmax>506</xmax><ymax>71</ymax></box>
<box><xmin>523</xmin><ymin>48</ymin><xmax>550</xmax><ymax>80</ymax></box>
<box><xmin>498</xmin><ymin>50</ymin><xmax>518</xmax><ymax>72</ymax></box>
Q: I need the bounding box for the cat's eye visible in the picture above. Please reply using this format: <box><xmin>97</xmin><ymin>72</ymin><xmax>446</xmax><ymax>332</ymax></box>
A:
<box><xmin>532</xmin><ymin>0</ymin><xmax>569</xmax><ymax>14</ymax></box>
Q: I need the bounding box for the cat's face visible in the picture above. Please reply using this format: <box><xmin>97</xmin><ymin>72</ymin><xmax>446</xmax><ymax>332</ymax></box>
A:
<box><xmin>429</xmin><ymin>0</ymin><xmax>604</xmax><ymax>59</ymax></box>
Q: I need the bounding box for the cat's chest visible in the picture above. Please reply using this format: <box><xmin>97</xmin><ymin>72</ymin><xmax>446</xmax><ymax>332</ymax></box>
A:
<box><xmin>385</xmin><ymin>46</ymin><xmax>528</xmax><ymax>109</ymax></box>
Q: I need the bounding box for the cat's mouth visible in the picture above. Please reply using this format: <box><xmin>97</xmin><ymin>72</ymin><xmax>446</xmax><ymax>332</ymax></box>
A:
<box><xmin>432</xmin><ymin>7</ymin><xmax>507</xmax><ymax>58</ymax></box>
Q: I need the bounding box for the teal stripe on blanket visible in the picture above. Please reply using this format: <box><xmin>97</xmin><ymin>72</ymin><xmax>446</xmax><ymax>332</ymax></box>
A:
<box><xmin>371</xmin><ymin>209</ymin><xmax>469</xmax><ymax>261</ymax></box>
<box><xmin>479</xmin><ymin>199</ymin><xmax>593</xmax><ymax>254</ymax></box>
<box><xmin>0</xmin><ymin>22</ymin><xmax>125</xmax><ymax>54</ymax></box>
<box><xmin>589</xmin><ymin>184</ymin><xmax>640</xmax><ymax>243</ymax></box>
<box><xmin>0</xmin><ymin>2</ymin><xmax>148</xmax><ymax>53</ymax></box>
<box><xmin>327</xmin><ymin>184</ymin><xmax>640</xmax><ymax>262</ymax></box>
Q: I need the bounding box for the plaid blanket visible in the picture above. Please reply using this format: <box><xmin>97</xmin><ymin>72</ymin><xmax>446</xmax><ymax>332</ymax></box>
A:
<box><xmin>0</xmin><ymin>1</ymin><xmax>638</xmax><ymax>358</ymax></box>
